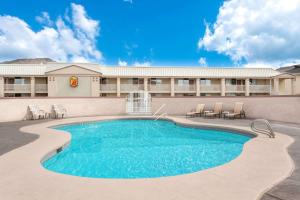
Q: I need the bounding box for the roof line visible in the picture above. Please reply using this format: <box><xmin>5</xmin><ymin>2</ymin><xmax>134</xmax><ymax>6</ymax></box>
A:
<box><xmin>0</xmin><ymin>63</ymin><xmax>277</xmax><ymax>70</ymax></box>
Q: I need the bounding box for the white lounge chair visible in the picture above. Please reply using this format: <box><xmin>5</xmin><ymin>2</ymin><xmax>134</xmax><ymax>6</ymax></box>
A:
<box><xmin>52</xmin><ymin>104</ymin><xmax>67</xmax><ymax>119</ymax></box>
<box><xmin>186</xmin><ymin>104</ymin><xmax>205</xmax><ymax>118</ymax></box>
<box><xmin>204</xmin><ymin>102</ymin><xmax>223</xmax><ymax>118</ymax></box>
<box><xmin>28</xmin><ymin>105</ymin><xmax>46</xmax><ymax>120</ymax></box>
<box><xmin>224</xmin><ymin>102</ymin><xmax>244</xmax><ymax>119</ymax></box>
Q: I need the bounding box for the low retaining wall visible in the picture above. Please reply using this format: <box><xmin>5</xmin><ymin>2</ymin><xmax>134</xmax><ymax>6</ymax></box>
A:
<box><xmin>0</xmin><ymin>96</ymin><xmax>299</xmax><ymax>124</ymax></box>
<box><xmin>0</xmin><ymin>98</ymin><xmax>126</xmax><ymax>122</ymax></box>
<box><xmin>152</xmin><ymin>96</ymin><xmax>300</xmax><ymax>124</ymax></box>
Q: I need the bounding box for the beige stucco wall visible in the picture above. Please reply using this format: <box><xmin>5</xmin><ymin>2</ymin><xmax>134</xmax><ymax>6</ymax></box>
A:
<box><xmin>0</xmin><ymin>96</ymin><xmax>299</xmax><ymax>123</ymax></box>
<box><xmin>294</xmin><ymin>75</ymin><xmax>300</xmax><ymax>95</ymax></box>
<box><xmin>279</xmin><ymin>79</ymin><xmax>289</xmax><ymax>95</ymax></box>
<box><xmin>152</xmin><ymin>97</ymin><xmax>300</xmax><ymax>124</ymax></box>
<box><xmin>0</xmin><ymin>98</ymin><xmax>126</xmax><ymax>122</ymax></box>
<box><xmin>91</xmin><ymin>77</ymin><xmax>100</xmax><ymax>97</ymax></box>
<box><xmin>46</xmin><ymin>65</ymin><xmax>101</xmax><ymax>97</ymax></box>
<box><xmin>0</xmin><ymin>77</ymin><xmax>4</xmax><ymax>97</ymax></box>
<box><xmin>55</xmin><ymin>76</ymin><xmax>92</xmax><ymax>97</ymax></box>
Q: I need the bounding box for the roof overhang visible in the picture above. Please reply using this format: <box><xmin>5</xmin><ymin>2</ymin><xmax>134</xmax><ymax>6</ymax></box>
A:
<box><xmin>45</xmin><ymin>65</ymin><xmax>102</xmax><ymax>76</ymax></box>
<box><xmin>273</xmin><ymin>73</ymin><xmax>295</xmax><ymax>79</ymax></box>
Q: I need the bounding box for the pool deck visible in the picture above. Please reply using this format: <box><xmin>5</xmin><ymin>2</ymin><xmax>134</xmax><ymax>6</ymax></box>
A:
<box><xmin>187</xmin><ymin>117</ymin><xmax>300</xmax><ymax>200</ymax></box>
<box><xmin>0</xmin><ymin>116</ymin><xmax>298</xmax><ymax>200</ymax></box>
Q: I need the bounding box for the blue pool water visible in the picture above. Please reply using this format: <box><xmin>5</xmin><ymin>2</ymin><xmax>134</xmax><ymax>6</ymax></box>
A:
<box><xmin>43</xmin><ymin>120</ymin><xmax>251</xmax><ymax>179</ymax></box>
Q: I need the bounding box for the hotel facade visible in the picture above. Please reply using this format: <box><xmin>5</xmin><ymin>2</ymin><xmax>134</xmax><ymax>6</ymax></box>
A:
<box><xmin>0</xmin><ymin>63</ymin><xmax>298</xmax><ymax>98</ymax></box>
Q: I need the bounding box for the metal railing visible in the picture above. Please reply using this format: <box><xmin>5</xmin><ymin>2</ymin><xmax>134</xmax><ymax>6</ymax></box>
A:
<box><xmin>152</xmin><ymin>104</ymin><xmax>167</xmax><ymax>120</ymax></box>
<box><xmin>126</xmin><ymin>91</ymin><xmax>152</xmax><ymax>115</ymax></box>
<box><xmin>250</xmin><ymin>119</ymin><xmax>275</xmax><ymax>138</ymax></box>
<box><xmin>155</xmin><ymin>113</ymin><xmax>167</xmax><ymax>121</ymax></box>
<box><xmin>121</xmin><ymin>84</ymin><xmax>144</xmax><ymax>92</ymax></box>
<box><xmin>249</xmin><ymin>85</ymin><xmax>271</xmax><ymax>93</ymax></box>
<box><xmin>152</xmin><ymin>104</ymin><xmax>166</xmax><ymax>117</ymax></box>
<box><xmin>4</xmin><ymin>84</ymin><xmax>31</xmax><ymax>92</ymax></box>
<box><xmin>225</xmin><ymin>85</ymin><xmax>245</xmax><ymax>92</ymax></box>
<box><xmin>175</xmin><ymin>84</ymin><xmax>196</xmax><ymax>92</ymax></box>
<box><xmin>200</xmin><ymin>84</ymin><xmax>221</xmax><ymax>92</ymax></box>
<box><xmin>100</xmin><ymin>84</ymin><xmax>117</xmax><ymax>92</ymax></box>
<box><xmin>35</xmin><ymin>84</ymin><xmax>48</xmax><ymax>93</ymax></box>
<box><xmin>148</xmin><ymin>84</ymin><xmax>171</xmax><ymax>92</ymax></box>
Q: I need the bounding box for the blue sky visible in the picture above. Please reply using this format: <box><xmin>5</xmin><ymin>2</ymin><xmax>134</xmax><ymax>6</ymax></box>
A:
<box><xmin>0</xmin><ymin>0</ymin><xmax>299</xmax><ymax>67</ymax></box>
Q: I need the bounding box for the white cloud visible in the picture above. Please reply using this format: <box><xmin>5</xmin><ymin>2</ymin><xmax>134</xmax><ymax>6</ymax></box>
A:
<box><xmin>0</xmin><ymin>3</ymin><xmax>102</xmax><ymax>63</ymax></box>
<box><xmin>198</xmin><ymin>57</ymin><xmax>207</xmax><ymax>66</ymax></box>
<box><xmin>243</xmin><ymin>62</ymin><xmax>273</xmax><ymax>68</ymax></box>
<box><xmin>123</xmin><ymin>0</ymin><xmax>133</xmax><ymax>4</ymax></box>
<box><xmin>124</xmin><ymin>42</ymin><xmax>138</xmax><ymax>56</ymax></box>
<box><xmin>35</xmin><ymin>12</ymin><xmax>53</xmax><ymax>26</ymax></box>
<box><xmin>117</xmin><ymin>59</ymin><xmax>151</xmax><ymax>67</ymax></box>
<box><xmin>71</xmin><ymin>3</ymin><xmax>99</xmax><ymax>40</ymax></box>
<box><xmin>133</xmin><ymin>61</ymin><xmax>151</xmax><ymax>67</ymax></box>
<box><xmin>199</xmin><ymin>0</ymin><xmax>300</xmax><ymax>67</ymax></box>
<box><xmin>118</xmin><ymin>59</ymin><xmax>128</xmax><ymax>66</ymax></box>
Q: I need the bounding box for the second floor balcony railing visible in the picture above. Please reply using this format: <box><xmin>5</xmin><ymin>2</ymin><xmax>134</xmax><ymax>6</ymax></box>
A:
<box><xmin>200</xmin><ymin>84</ymin><xmax>221</xmax><ymax>92</ymax></box>
<box><xmin>175</xmin><ymin>84</ymin><xmax>196</xmax><ymax>92</ymax></box>
<box><xmin>121</xmin><ymin>84</ymin><xmax>144</xmax><ymax>92</ymax></box>
<box><xmin>148</xmin><ymin>84</ymin><xmax>171</xmax><ymax>92</ymax></box>
<box><xmin>249</xmin><ymin>85</ymin><xmax>271</xmax><ymax>93</ymax></box>
<box><xmin>225</xmin><ymin>85</ymin><xmax>245</xmax><ymax>92</ymax></box>
<box><xmin>4</xmin><ymin>84</ymin><xmax>31</xmax><ymax>93</ymax></box>
<box><xmin>100</xmin><ymin>84</ymin><xmax>117</xmax><ymax>92</ymax></box>
<box><xmin>35</xmin><ymin>84</ymin><xmax>48</xmax><ymax>93</ymax></box>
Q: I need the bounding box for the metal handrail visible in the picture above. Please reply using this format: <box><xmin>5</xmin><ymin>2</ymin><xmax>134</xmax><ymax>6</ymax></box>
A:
<box><xmin>250</xmin><ymin>119</ymin><xmax>275</xmax><ymax>138</ymax></box>
<box><xmin>152</xmin><ymin>104</ymin><xmax>166</xmax><ymax>117</ymax></box>
<box><xmin>155</xmin><ymin>113</ymin><xmax>167</xmax><ymax>121</ymax></box>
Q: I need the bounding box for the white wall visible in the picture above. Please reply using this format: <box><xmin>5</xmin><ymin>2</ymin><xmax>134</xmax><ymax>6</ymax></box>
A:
<box><xmin>0</xmin><ymin>96</ymin><xmax>299</xmax><ymax>124</ymax></box>
<box><xmin>0</xmin><ymin>98</ymin><xmax>125</xmax><ymax>122</ymax></box>
<box><xmin>152</xmin><ymin>97</ymin><xmax>300</xmax><ymax>124</ymax></box>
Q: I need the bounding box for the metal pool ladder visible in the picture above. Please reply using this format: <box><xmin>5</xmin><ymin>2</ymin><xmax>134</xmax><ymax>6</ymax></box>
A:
<box><xmin>250</xmin><ymin>119</ymin><xmax>275</xmax><ymax>138</ymax></box>
<box><xmin>152</xmin><ymin>104</ymin><xmax>167</xmax><ymax>120</ymax></box>
<box><xmin>155</xmin><ymin>113</ymin><xmax>167</xmax><ymax>121</ymax></box>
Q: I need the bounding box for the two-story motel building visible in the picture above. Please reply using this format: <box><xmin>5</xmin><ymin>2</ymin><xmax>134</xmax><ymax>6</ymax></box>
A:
<box><xmin>0</xmin><ymin>62</ymin><xmax>297</xmax><ymax>98</ymax></box>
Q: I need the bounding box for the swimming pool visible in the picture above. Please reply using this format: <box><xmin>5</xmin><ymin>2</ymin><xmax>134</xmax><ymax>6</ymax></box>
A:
<box><xmin>43</xmin><ymin>119</ymin><xmax>252</xmax><ymax>179</ymax></box>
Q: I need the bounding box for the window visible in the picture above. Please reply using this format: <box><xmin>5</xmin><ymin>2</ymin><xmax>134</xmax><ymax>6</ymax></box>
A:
<box><xmin>177</xmin><ymin>79</ymin><xmax>190</xmax><ymax>86</ymax></box>
<box><xmin>129</xmin><ymin>78</ymin><xmax>143</xmax><ymax>85</ymax></box>
<box><xmin>5</xmin><ymin>77</ymin><xmax>29</xmax><ymax>84</ymax></box>
<box><xmin>14</xmin><ymin>77</ymin><xmax>29</xmax><ymax>84</ymax></box>
<box><xmin>150</xmin><ymin>78</ymin><xmax>162</xmax><ymax>85</ymax></box>
<box><xmin>100</xmin><ymin>78</ymin><xmax>108</xmax><ymax>84</ymax></box>
<box><xmin>249</xmin><ymin>79</ymin><xmax>257</xmax><ymax>85</ymax></box>
<box><xmin>200</xmin><ymin>79</ymin><xmax>211</xmax><ymax>85</ymax></box>
<box><xmin>226</xmin><ymin>79</ymin><xmax>245</xmax><ymax>85</ymax></box>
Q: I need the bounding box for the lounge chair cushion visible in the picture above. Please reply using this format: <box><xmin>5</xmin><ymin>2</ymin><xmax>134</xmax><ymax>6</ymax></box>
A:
<box><xmin>206</xmin><ymin>112</ymin><xmax>218</xmax><ymax>116</ymax></box>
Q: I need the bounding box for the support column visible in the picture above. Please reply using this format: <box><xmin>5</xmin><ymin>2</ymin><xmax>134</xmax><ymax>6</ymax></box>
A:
<box><xmin>117</xmin><ymin>77</ymin><xmax>121</xmax><ymax>97</ymax></box>
<box><xmin>30</xmin><ymin>77</ymin><xmax>35</xmax><ymax>97</ymax></box>
<box><xmin>221</xmin><ymin>78</ymin><xmax>226</xmax><ymax>96</ymax></box>
<box><xmin>0</xmin><ymin>76</ymin><xmax>4</xmax><ymax>97</ymax></box>
<box><xmin>171</xmin><ymin>78</ymin><xmax>175</xmax><ymax>97</ymax></box>
<box><xmin>291</xmin><ymin>78</ymin><xmax>296</xmax><ymax>95</ymax></box>
<box><xmin>196</xmin><ymin>78</ymin><xmax>200</xmax><ymax>96</ymax></box>
<box><xmin>245</xmin><ymin>78</ymin><xmax>250</xmax><ymax>96</ymax></box>
<box><xmin>144</xmin><ymin>77</ymin><xmax>148</xmax><ymax>92</ymax></box>
<box><xmin>273</xmin><ymin>78</ymin><xmax>279</xmax><ymax>95</ymax></box>
<box><xmin>269</xmin><ymin>79</ymin><xmax>272</xmax><ymax>95</ymax></box>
